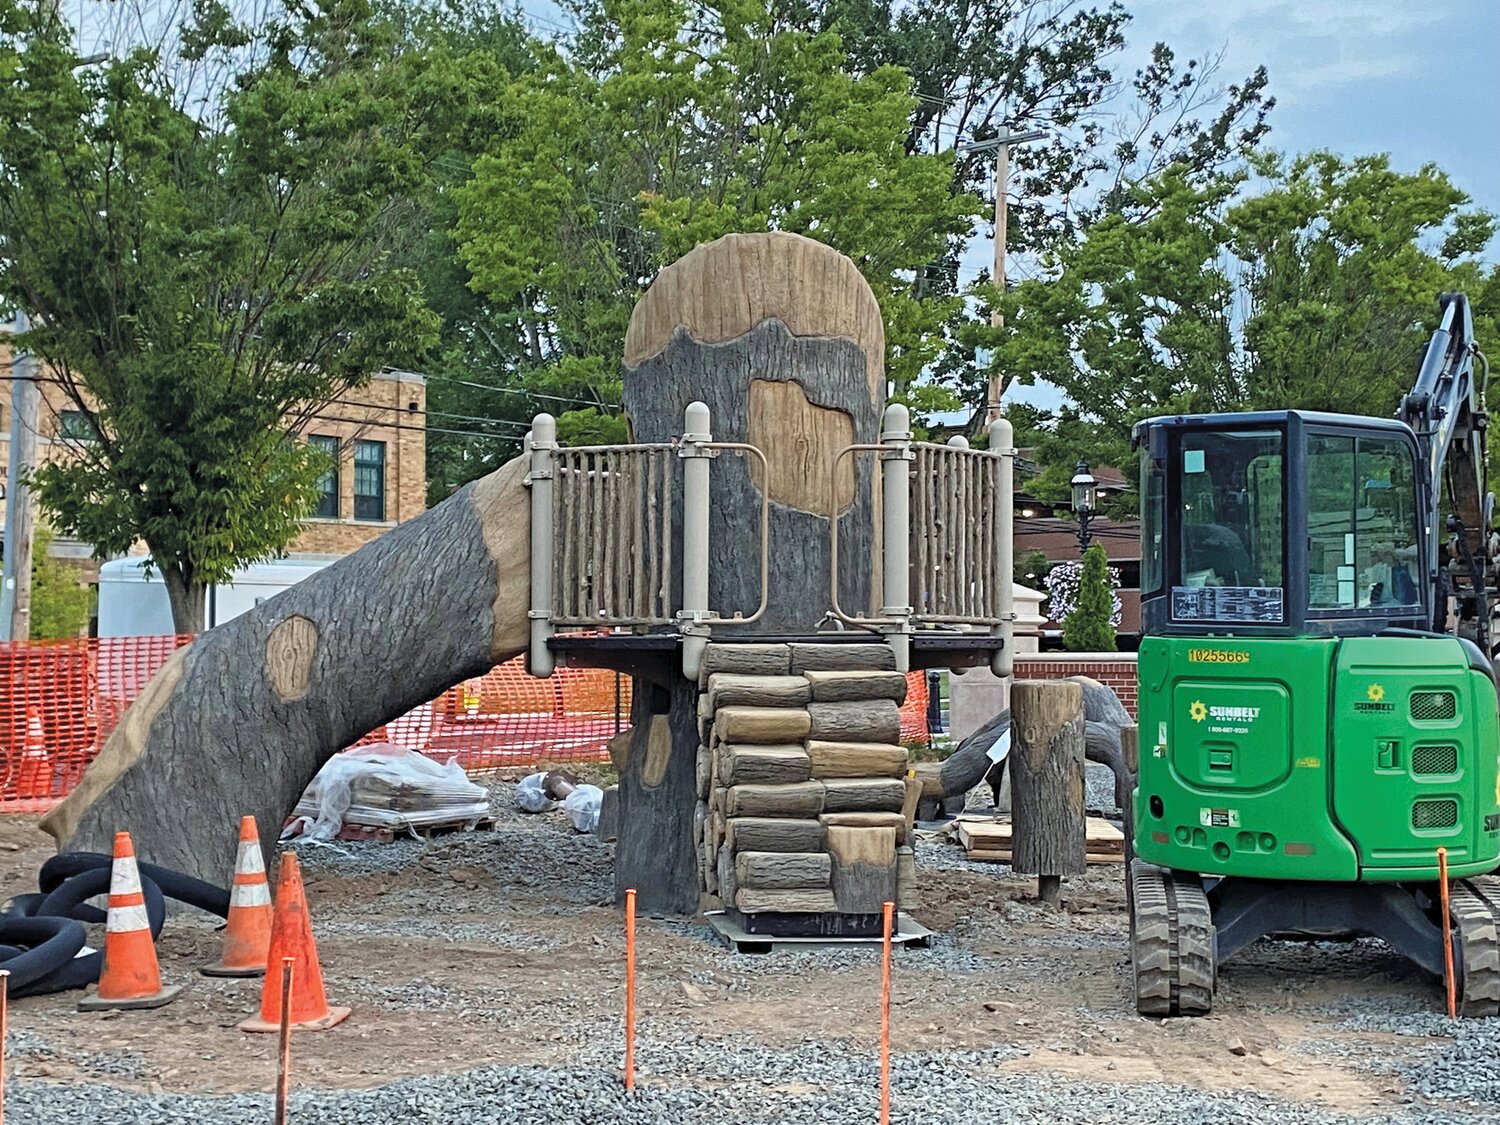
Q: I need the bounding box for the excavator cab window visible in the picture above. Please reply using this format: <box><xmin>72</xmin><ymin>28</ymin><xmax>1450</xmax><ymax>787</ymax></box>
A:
<box><xmin>1306</xmin><ymin>433</ymin><xmax>1421</xmax><ymax>613</ymax></box>
<box><xmin>1168</xmin><ymin>429</ymin><xmax>1285</xmax><ymax>623</ymax></box>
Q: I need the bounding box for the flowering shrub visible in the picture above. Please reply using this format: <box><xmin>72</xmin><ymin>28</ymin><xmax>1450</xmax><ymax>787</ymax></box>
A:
<box><xmin>1043</xmin><ymin>555</ymin><xmax>1123</xmax><ymax>628</ymax></box>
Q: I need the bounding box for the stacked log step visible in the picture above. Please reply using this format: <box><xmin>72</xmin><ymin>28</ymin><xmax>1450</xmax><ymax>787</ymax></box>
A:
<box><xmin>696</xmin><ymin>643</ymin><xmax>922</xmax><ymax>937</ymax></box>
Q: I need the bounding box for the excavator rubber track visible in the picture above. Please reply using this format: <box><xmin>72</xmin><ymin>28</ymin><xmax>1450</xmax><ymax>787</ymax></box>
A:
<box><xmin>1130</xmin><ymin>861</ymin><xmax>1214</xmax><ymax>1016</ymax></box>
<box><xmin>1452</xmin><ymin>875</ymin><xmax>1500</xmax><ymax>1017</ymax></box>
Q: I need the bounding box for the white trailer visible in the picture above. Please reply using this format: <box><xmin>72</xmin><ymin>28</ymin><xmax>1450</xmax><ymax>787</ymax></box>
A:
<box><xmin>96</xmin><ymin>556</ymin><xmax>336</xmax><ymax>637</ymax></box>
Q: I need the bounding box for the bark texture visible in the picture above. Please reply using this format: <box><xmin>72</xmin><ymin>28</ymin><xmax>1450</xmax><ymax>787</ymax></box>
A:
<box><xmin>42</xmin><ymin>456</ymin><xmax>533</xmax><ymax>881</ymax></box>
<box><xmin>616</xmin><ymin>676</ymin><xmax>702</xmax><ymax>913</ymax></box>
<box><xmin>1010</xmin><ymin>680</ymin><xmax>1087</xmax><ymax>879</ymax></box>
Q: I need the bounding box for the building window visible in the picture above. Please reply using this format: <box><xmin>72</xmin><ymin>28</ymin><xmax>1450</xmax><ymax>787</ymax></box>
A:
<box><xmin>59</xmin><ymin>410</ymin><xmax>96</xmax><ymax>442</ymax></box>
<box><xmin>308</xmin><ymin>434</ymin><xmax>339</xmax><ymax>519</ymax></box>
<box><xmin>353</xmin><ymin>439</ymin><xmax>386</xmax><ymax>521</ymax></box>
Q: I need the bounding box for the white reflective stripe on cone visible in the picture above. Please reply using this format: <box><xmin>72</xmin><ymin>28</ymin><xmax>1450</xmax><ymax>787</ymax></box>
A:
<box><xmin>235</xmin><ymin>842</ymin><xmax>266</xmax><ymax>875</ymax></box>
<box><xmin>230</xmin><ymin>881</ymin><xmax>273</xmax><ymax>908</ymax></box>
<box><xmin>110</xmin><ymin>856</ymin><xmax>142</xmax><ymax>897</ymax></box>
<box><xmin>106</xmin><ymin>903</ymin><xmax>151</xmax><ymax>933</ymax></box>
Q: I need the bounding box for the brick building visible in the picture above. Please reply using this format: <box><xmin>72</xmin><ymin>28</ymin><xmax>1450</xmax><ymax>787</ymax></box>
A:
<box><xmin>0</xmin><ymin>336</ymin><xmax>426</xmax><ymax>595</ymax></box>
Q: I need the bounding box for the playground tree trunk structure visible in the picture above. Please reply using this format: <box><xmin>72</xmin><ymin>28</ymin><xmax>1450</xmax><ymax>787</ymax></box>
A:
<box><xmin>1010</xmin><ymin>679</ymin><xmax>1087</xmax><ymax>907</ymax></box>
<box><xmin>40</xmin><ymin>459</ymin><xmax>533</xmax><ymax>882</ymax></box>
<box><xmin>615</xmin><ymin>232</ymin><xmax>887</xmax><ymax>916</ymax></box>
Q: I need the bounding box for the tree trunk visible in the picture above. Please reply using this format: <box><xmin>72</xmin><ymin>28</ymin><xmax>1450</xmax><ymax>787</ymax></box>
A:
<box><xmin>615</xmin><ymin>674</ymin><xmax>702</xmax><ymax>914</ymax></box>
<box><xmin>159</xmin><ymin>561</ymin><xmax>207</xmax><ymax>635</ymax></box>
<box><xmin>41</xmin><ymin>457</ymin><xmax>533</xmax><ymax>881</ymax></box>
<box><xmin>617</xmin><ymin>233</ymin><xmax>887</xmax><ymax>915</ymax></box>
<box><xmin>1010</xmin><ymin>680</ymin><xmax>1087</xmax><ymax>903</ymax></box>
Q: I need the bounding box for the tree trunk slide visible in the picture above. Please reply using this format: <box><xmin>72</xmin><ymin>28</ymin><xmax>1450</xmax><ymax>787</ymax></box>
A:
<box><xmin>803</xmin><ymin>671</ymin><xmax>907</xmax><ymax>703</ymax></box>
<box><xmin>724</xmin><ymin>782</ymin><xmax>824</xmax><ymax>818</ymax></box>
<box><xmin>707</xmin><ymin>674</ymin><xmax>810</xmax><ymax>710</ymax></box>
<box><xmin>41</xmin><ymin>457</ymin><xmax>534</xmax><ymax>881</ymax></box>
<box><xmin>718</xmin><ymin>745</ymin><xmax>812</xmax><ymax>786</ymax></box>
<box><xmin>726</xmin><ymin>817</ymin><xmax>824</xmax><ymax>853</ymax></box>
<box><xmin>1010</xmin><ymin>681</ymin><xmax>1087</xmax><ymax>894</ymax></box>
<box><xmin>806</xmin><ymin>701</ymin><xmax>901</xmax><ymax>744</ymax></box>
<box><xmin>826</xmin><ymin>825</ymin><xmax>898</xmax><ymax>914</ymax></box>
<box><xmin>735</xmin><ymin>851</ymin><xmax>831</xmax><ymax>890</ymax></box>
<box><xmin>821</xmin><ymin>778</ymin><xmax>907</xmax><ymax>813</ymax></box>
<box><xmin>805</xmin><ymin>741</ymin><xmax>907</xmax><ymax>779</ymax></box>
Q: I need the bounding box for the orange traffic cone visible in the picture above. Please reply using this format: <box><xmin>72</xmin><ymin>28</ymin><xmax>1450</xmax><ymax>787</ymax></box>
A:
<box><xmin>13</xmin><ymin>713</ymin><xmax>51</xmax><ymax>799</ymax></box>
<box><xmin>238</xmin><ymin>852</ymin><xmax>349</xmax><ymax>1032</ymax></box>
<box><xmin>78</xmin><ymin>831</ymin><xmax>184</xmax><ymax>1011</ymax></box>
<box><xmin>202</xmin><ymin>816</ymin><xmax>273</xmax><ymax>977</ymax></box>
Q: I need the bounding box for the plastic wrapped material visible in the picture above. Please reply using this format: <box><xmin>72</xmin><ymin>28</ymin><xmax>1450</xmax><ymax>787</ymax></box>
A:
<box><xmin>516</xmin><ymin>772</ymin><xmax>558</xmax><ymax>814</ymax></box>
<box><xmin>562</xmin><ymin>784</ymin><xmax>604</xmax><ymax>833</ymax></box>
<box><xmin>286</xmin><ymin>744</ymin><xmax>491</xmax><ymax>840</ymax></box>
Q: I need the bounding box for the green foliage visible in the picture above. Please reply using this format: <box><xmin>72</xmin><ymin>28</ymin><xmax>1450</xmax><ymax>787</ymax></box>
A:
<box><xmin>453</xmin><ymin>0</ymin><xmax>983</xmax><ymax>409</ymax></box>
<box><xmin>1063</xmin><ymin>543</ymin><xmax>1117</xmax><ymax>653</ymax></box>
<box><xmin>28</xmin><ymin>524</ymin><xmax>93</xmax><ymax>640</ymax></box>
<box><xmin>1001</xmin><ymin>154</ymin><xmax>1498</xmax><ymax>475</ymax></box>
<box><xmin>1014</xmin><ymin>548</ymin><xmax>1050</xmax><ymax>590</ymax></box>
<box><xmin>0</xmin><ymin>0</ymin><xmax>452</xmax><ymax>630</ymax></box>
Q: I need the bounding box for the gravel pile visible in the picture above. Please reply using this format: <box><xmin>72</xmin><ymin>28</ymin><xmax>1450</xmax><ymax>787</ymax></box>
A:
<box><xmin>9</xmin><ymin>1037</ymin><xmax>1488</xmax><ymax>1125</ymax></box>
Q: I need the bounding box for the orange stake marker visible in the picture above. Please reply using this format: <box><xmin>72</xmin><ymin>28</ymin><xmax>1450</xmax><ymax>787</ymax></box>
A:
<box><xmin>1439</xmin><ymin>847</ymin><xmax>1456</xmax><ymax>1019</ymax></box>
<box><xmin>274</xmin><ymin>957</ymin><xmax>294</xmax><ymax>1125</ymax></box>
<box><xmin>880</xmin><ymin>899</ymin><xmax>894</xmax><ymax>1125</ymax></box>
<box><xmin>2</xmin><ymin>968</ymin><xmax>10</xmax><ymax>1125</ymax></box>
<box><xmin>624</xmin><ymin>888</ymin><xmax>637</xmax><ymax>1091</ymax></box>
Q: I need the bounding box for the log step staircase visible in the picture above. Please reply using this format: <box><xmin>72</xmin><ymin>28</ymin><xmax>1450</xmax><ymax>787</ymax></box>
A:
<box><xmin>695</xmin><ymin>642</ymin><xmax>922</xmax><ymax>937</ymax></box>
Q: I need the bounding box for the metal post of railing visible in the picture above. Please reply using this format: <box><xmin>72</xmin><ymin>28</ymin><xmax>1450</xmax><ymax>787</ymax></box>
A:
<box><xmin>526</xmin><ymin>413</ymin><xmax>558</xmax><ymax>678</ymax></box>
<box><xmin>880</xmin><ymin>404</ymin><xmax>914</xmax><ymax>672</ymax></box>
<box><xmin>679</xmin><ymin>401</ymin><xmax>713</xmax><ymax>680</ymax></box>
<box><xmin>989</xmin><ymin>416</ymin><xmax>1016</xmax><ymax>677</ymax></box>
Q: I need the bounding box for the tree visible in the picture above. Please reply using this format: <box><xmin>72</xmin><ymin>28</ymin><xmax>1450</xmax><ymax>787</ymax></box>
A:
<box><xmin>0</xmin><ymin>0</ymin><xmax>451</xmax><ymax>631</ymax></box>
<box><xmin>997</xmin><ymin>154</ymin><xmax>1498</xmax><ymax>484</ymax></box>
<box><xmin>453</xmin><ymin>0</ymin><xmax>982</xmax><ymax>421</ymax></box>
<box><xmin>1060</xmin><ymin>543</ymin><xmax>1117</xmax><ymax>652</ymax></box>
<box><xmin>29</xmin><ymin>524</ymin><xmax>93</xmax><ymax>640</ymax></box>
<box><xmin>1014</xmin><ymin>548</ymin><xmax>1050</xmax><ymax>590</ymax></box>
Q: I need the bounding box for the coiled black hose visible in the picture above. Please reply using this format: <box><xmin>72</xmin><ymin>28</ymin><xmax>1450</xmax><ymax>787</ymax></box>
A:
<box><xmin>0</xmin><ymin>852</ymin><xmax>229</xmax><ymax>998</ymax></box>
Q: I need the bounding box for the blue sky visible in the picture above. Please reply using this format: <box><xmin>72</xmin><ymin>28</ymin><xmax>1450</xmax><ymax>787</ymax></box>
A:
<box><xmin>1126</xmin><ymin>0</ymin><xmax>1499</xmax><ymax>218</ymax></box>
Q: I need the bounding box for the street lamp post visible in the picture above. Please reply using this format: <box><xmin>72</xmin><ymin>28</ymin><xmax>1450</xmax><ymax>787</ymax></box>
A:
<box><xmin>1070</xmin><ymin>458</ymin><xmax>1098</xmax><ymax>555</ymax></box>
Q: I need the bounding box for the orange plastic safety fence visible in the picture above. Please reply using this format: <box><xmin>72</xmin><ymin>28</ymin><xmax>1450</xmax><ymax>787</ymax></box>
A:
<box><xmin>1</xmin><ymin>638</ymin><xmax>930</xmax><ymax>811</ymax></box>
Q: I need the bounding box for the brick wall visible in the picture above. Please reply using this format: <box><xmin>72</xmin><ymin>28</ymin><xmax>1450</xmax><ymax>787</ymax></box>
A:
<box><xmin>1013</xmin><ymin>652</ymin><xmax>1139</xmax><ymax>716</ymax></box>
<box><xmin>2</xmin><ymin>344</ymin><xmax>426</xmax><ymax>567</ymax></box>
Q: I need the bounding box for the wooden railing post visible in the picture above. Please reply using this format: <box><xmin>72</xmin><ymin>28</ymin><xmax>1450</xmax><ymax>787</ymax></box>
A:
<box><xmin>526</xmin><ymin>413</ymin><xmax>557</xmax><ymax>678</ymax></box>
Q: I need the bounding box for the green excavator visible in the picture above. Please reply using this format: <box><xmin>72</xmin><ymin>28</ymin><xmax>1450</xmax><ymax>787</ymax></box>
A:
<box><xmin>1128</xmin><ymin>293</ymin><xmax>1500</xmax><ymax>1015</ymax></box>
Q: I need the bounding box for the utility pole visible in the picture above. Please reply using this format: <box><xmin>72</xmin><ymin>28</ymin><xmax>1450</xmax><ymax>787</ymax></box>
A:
<box><xmin>960</xmin><ymin>126</ymin><xmax>1045</xmax><ymax>423</ymax></box>
<box><xmin>1</xmin><ymin>312</ymin><xmax>38</xmax><ymax>642</ymax></box>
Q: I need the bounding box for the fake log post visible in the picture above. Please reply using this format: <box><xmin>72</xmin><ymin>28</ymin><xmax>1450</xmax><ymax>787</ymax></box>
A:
<box><xmin>1010</xmin><ymin>680</ymin><xmax>1087</xmax><ymax>907</ymax></box>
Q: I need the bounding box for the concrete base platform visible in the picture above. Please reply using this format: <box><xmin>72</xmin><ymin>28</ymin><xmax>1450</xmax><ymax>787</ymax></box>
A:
<box><xmin>705</xmin><ymin>910</ymin><xmax>933</xmax><ymax>954</ymax></box>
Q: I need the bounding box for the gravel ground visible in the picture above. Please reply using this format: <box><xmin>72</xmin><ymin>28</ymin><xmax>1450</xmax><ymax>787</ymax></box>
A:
<box><xmin>7</xmin><ymin>777</ymin><xmax>1500</xmax><ymax>1123</ymax></box>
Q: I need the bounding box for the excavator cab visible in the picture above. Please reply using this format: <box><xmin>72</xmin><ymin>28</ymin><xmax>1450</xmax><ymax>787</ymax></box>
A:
<box><xmin>1126</xmin><ymin>295</ymin><xmax>1500</xmax><ymax>1018</ymax></box>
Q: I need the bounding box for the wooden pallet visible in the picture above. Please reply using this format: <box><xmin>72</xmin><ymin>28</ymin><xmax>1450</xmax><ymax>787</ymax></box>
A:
<box><xmin>322</xmin><ymin>816</ymin><xmax>498</xmax><ymax>844</ymax></box>
<box><xmin>955</xmin><ymin>814</ymin><xmax>1124</xmax><ymax>865</ymax></box>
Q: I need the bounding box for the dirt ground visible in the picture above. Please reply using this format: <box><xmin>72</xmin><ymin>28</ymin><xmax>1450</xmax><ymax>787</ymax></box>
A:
<box><xmin>0</xmin><ymin>797</ymin><xmax>1461</xmax><ymax>1115</ymax></box>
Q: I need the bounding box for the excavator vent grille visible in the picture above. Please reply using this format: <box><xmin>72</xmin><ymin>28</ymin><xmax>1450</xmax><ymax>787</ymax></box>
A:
<box><xmin>1412</xmin><ymin>744</ymin><xmax>1459</xmax><ymax>776</ymax></box>
<box><xmin>1412</xmin><ymin>798</ymin><xmax>1459</xmax><ymax>831</ymax></box>
<box><xmin>1411</xmin><ymin>691</ymin><xmax>1457</xmax><ymax>722</ymax></box>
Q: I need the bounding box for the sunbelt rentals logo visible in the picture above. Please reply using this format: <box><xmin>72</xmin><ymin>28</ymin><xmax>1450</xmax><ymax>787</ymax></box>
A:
<box><xmin>1356</xmin><ymin>683</ymin><xmax>1394</xmax><ymax>714</ymax></box>
<box><xmin>1190</xmin><ymin>700</ymin><xmax>1260</xmax><ymax>723</ymax></box>
<box><xmin>1190</xmin><ymin>700</ymin><xmax>1260</xmax><ymax>731</ymax></box>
